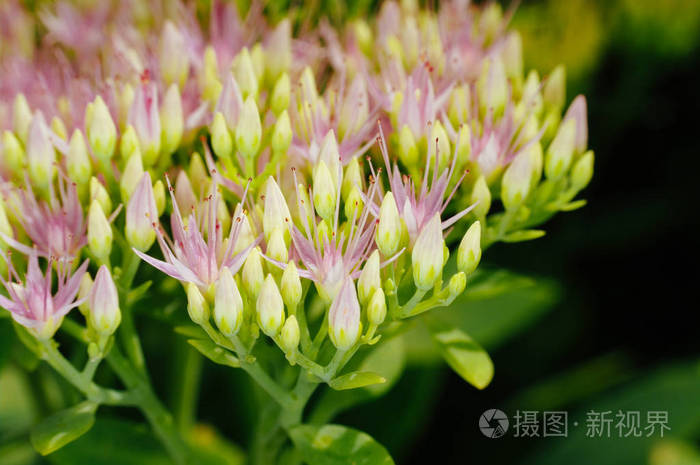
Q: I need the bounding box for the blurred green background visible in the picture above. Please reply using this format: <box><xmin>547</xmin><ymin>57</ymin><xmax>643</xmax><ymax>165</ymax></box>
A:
<box><xmin>2</xmin><ymin>1</ymin><xmax>700</xmax><ymax>464</ymax></box>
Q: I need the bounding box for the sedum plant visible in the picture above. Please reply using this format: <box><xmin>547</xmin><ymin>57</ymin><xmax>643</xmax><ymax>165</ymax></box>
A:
<box><xmin>0</xmin><ymin>1</ymin><xmax>593</xmax><ymax>463</ymax></box>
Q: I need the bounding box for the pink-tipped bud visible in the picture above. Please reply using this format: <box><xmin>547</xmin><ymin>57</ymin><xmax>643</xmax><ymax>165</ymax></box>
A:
<box><xmin>376</xmin><ymin>192</ymin><xmax>402</xmax><ymax>257</ymax></box>
<box><xmin>357</xmin><ymin>250</ymin><xmax>381</xmax><ymax>305</ymax></box>
<box><xmin>214</xmin><ymin>268</ymin><xmax>243</xmax><ymax>337</ymax></box>
<box><xmin>263</xmin><ymin>177</ymin><xmax>291</xmax><ymax>242</ymax></box>
<box><xmin>329</xmin><ymin>277</ymin><xmax>362</xmax><ymax>350</ymax></box>
<box><xmin>129</xmin><ymin>83</ymin><xmax>161</xmax><ymax>167</ymax></box>
<box><xmin>89</xmin><ymin>266</ymin><xmax>121</xmax><ymax>336</ymax></box>
<box><xmin>411</xmin><ymin>214</ymin><xmax>445</xmax><ymax>290</ymax></box>
<box><xmin>256</xmin><ymin>274</ymin><xmax>285</xmax><ymax>337</ymax></box>
<box><xmin>26</xmin><ymin>112</ymin><xmax>56</xmax><ymax>191</ymax></box>
<box><xmin>159</xmin><ymin>21</ymin><xmax>189</xmax><ymax>89</ymax></box>
<box><xmin>126</xmin><ymin>172</ymin><xmax>158</xmax><ymax>252</ymax></box>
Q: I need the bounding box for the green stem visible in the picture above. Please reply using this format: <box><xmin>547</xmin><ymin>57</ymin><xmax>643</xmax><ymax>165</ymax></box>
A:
<box><xmin>118</xmin><ymin>250</ymin><xmax>146</xmax><ymax>375</ymax></box>
<box><xmin>106</xmin><ymin>346</ymin><xmax>191</xmax><ymax>465</ymax></box>
<box><xmin>174</xmin><ymin>347</ymin><xmax>203</xmax><ymax>435</ymax></box>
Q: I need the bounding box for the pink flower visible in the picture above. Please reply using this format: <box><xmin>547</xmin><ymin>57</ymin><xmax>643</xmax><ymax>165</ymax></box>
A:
<box><xmin>377</xmin><ymin>124</ymin><xmax>473</xmax><ymax>246</ymax></box>
<box><xmin>0</xmin><ymin>252</ymin><xmax>88</xmax><ymax>338</ymax></box>
<box><xmin>134</xmin><ymin>176</ymin><xmax>257</xmax><ymax>292</ymax></box>
<box><xmin>3</xmin><ymin>176</ymin><xmax>86</xmax><ymax>262</ymax></box>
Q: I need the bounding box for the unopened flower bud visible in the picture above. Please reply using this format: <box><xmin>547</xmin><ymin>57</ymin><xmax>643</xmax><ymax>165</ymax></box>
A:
<box><xmin>242</xmin><ymin>247</ymin><xmax>265</xmax><ymax>298</ymax></box>
<box><xmin>90</xmin><ymin>177</ymin><xmax>112</xmax><ymax>214</ymax></box>
<box><xmin>280</xmin><ymin>315</ymin><xmax>300</xmax><ymax>354</ymax></box>
<box><xmin>66</xmin><ymin>129</ymin><xmax>92</xmax><ymax>186</ymax></box>
<box><xmin>250</xmin><ymin>43</ymin><xmax>265</xmax><ymax>82</ymax></box>
<box><xmin>78</xmin><ymin>273</ymin><xmax>93</xmax><ymax>316</ymax></box>
<box><xmin>13</xmin><ymin>94</ymin><xmax>32</xmax><ymax>144</ymax></box>
<box><xmin>448</xmin><ymin>272</ymin><xmax>467</xmax><ymax>297</ymax></box>
<box><xmin>88</xmin><ymin>200</ymin><xmax>112</xmax><ymax>260</ymax></box>
<box><xmin>280</xmin><ymin>262</ymin><xmax>302</xmax><ymax>309</ymax></box>
<box><xmin>456</xmin><ymin>125</ymin><xmax>472</xmax><ymax>167</ymax></box>
<box><xmin>189</xmin><ymin>153</ymin><xmax>209</xmax><ymax>194</ymax></box>
<box><xmin>1</xmin><ymin>130</ymin><xmax>25</xmax><ymax>179</ymax></box>
<box><xmin>257</xmin><ymin>274</ymin><xmax>285</xmax><ymax>337</ymax></box>
<box><xmin>267</xmin><ymin>227</ymin><xmax>288</xmax><ymax>264</ymax></box>
<box><xmin>376</xmin><ymin>192</ymin><xmax>401</xmax><ymax>257</ymax></box>
<box><xmin>412</xmin><ymin>214</ymin><xmax>444</xmax><ymax>290</ymax></box>
<box><xmin>130</xmin><ymin>84</ymin><xmax>161</xmax><ymax>167</ymax></box>
<box><xmin>313</xmin><ymin>161</ymin><xmax>336</xmax><ymax>222</ymax></box>
<box><xmin>448</xmin><ymin>85</ymin><xmax>470</xmax><ymax>126</ymax></box>
<box><xmin>51</xmin><ymin>117</ymin><xmax>67</xmax><ymax>141</ymax></box>
<box><xmin>571</xmin><ymin>150</ymin><xmax>594</xmax><ymax>192</ymax></box>
<box><xmin>503</xmin><ymin>32</ymin><xmax>523</xmax><ymax>86</ymax></box>
<box><xmin>338</xmin><ymin>75</ymin><xmax>369</xmax><ymax>139</ymax></box>
<box><xmin>263</xmin><ymin>177</ymin><xmax>291</xmax><ymax>242</ymax></box>
<box><xmin>270</xmin><ymin>73</ymin><xmax>291</xmax><ymax>116</ymax></box>
<box><xmin>186</xmin><ymin>282</ymin><xmax>210</xmax><ymax>325</ymax></box>
<box><xmin>233</xmin><ymin>48</ymin><xmax>259</xmax><ymax>100</ymax></box>
<box><xmin>271</xmin><ymin>110</ymin><xmax>292</xmax><ymax>154</ymax></box>
<box><xmin>161</xmin><ymin>84</ymin><xmax>184</xmax><ymax>156</ymax></box>
<box><xmin>27</xmin><ymin>113</ymin><xmax>55</xmax><ymax>191</ymax></box>
<box><xmin>265</xmin><ymin>19</ymin><xmax>292</xmax><ymax>82</ymax></box>
<box><xmin>502</xmin><ymin>148</ymin><xmax>536</xmax><ymax>210</ymax></box>
<box><xmin>318</xmin><ymin>131</ymin><xmax>341</xmax><ymax>186</ymax></box>
<box><xmin>563</xmin><ymin>95</ymin><xmax>588</xmax><ymax>154</ymax></box>
<box><xmin>175</xmin><ymin>170</ymin><xmax>197</xmax><ymax>216</ymax></box>
<box><xmin>544</xmin><ymin>65</ymin><xmax>566</xmax><ymax>111</ymax></box>
<box><xmin>214</xmin><ymin>268</ymin><xmax>243</xmax><ymax>337</ymax></box>
<box><xmin>545</xmin><ymin>118</ymin><xmax>576</xmax><ymax>180</ymax></box>
<box><xmin>202</xmin><ymin>46</ymin><xmax>222</xmax><ymax>104</ymax></box>
<box><xmin>120</xmin><ymin>149</ymin><xmax>145</xmax><ymax>202</ymax></box>
<box><xmin>344</xmin><ymin>186</ymin><xmax>364</xmax><ymax>220</ymax></box>
<box><xmin>398</xmin><ymin>125</ymin><xmax>418</xmax><ymax>167</ymax></box>
<box><xmin>153</xmin><ymin>179</ymin><xmax>166</xmax><ymax>216</ymax></box>
<box><xmin>357</xmin><ymin>250</ymin><xmax>381</xmax><ymax>305</ymax></box>
<box><xmin>126</xmin><ymin>172</ymin><xmax>158</xmax><ymax>252</ymax></box>
<box><xmin>471</xmin><ymin>176</ymin><xmax>491</xmax><ymax>218</ymax></box>
<box><xmin>367</xmin><ymin>288</ymin><xmax>387</xmax><ymax>326</ymax></box>
<box><xmin>89</xmin><ymin>266</ymin><xmax>121</xmax><ymax>336</ymax></box>
<box><xmin>430</xmin><ymin>121</ymin><xmax>450</xmax><ymax>171</ymax></box>
<box><xmin>235</xmin><ymin>97</ymin><xmax>262</xmax><ymax>159</ymax></box>
<box><xmin>0</xmin><ymin>200</ymin><xmax>12</xmax><ymax>248</ymax></box>
<box><xmin>341</xmin><ymin>158</ymin><xmax>363</xmax><ymax>200</ymax></box>
<box><xmin>477</xmin><ymin>57</ymin><xmax>508</xmax><ymax>117</ymax></box>
<box><xmin>159</xmin><ymin>21</ymin><xmax>189</xmax><ymax>89</ymax></box>
<box><xmin>120</xmin><ymin>125</ymin><xmax>140</xmax><ymax>160</ymax></box>
<box><xmin>211</xmin><ymin>112</ymin><xmax>233</xmax><ymax>161</ymax></box>
<box><xmin>329</xmin><ymin>278</ymin><xmax>362</xmax><ymax>350</ymax></box>
<box><xmin>86</xmin><ymin>96</ymin><xmax>117</xmax><ymax>163</ymax></box>
<box><xmin>457</xmin><ymin>221</ymin><xmax>481</xmax><ymax>275</ymax></box>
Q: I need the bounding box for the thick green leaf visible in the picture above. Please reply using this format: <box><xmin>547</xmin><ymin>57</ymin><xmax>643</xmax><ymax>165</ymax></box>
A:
<box><xmin>174</xmin><ymin>325</ymin><xmax>209</xmax><ymax>340</ymax></box>
<box><xmin>559</xmin><ymin>199</ymin><xmax>587</xmax><ymax>211</ymax></box>
<box><xmin>502</xmin><ymin>229</ymin><xmax>546</xmax><ymax>243</ymax></box>
<box><xmin>426</xmin><ymin>319</ymin><xmax>493</xmax><ymax>389</ymax></box>
<box><xmin>289</xmin><ymin>424</ymin><xmax>395</xmax><ymax>465</ymax></box>
<box><xmin>187</xmin><ymin>339</ymin><xmax>240</xmax><ymax>368</ymax></box>
<box><xmin>329</xmin><ymin>372</ymin><xmax>386</xmax><ymax>391</ymax></box>
<box><xmin>31</xmin><ymin>401</ymin><xmax>97</xmax><ymax>455</ymax></box>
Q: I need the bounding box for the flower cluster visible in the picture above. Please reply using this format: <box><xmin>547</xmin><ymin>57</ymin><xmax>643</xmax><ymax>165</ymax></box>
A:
<box><xmin>0</xmin><ymin>0</ymin><xmax>592</xmax><ymax>393</ymax></box>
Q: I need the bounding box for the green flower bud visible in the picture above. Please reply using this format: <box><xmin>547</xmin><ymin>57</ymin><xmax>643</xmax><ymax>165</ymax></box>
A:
<box><xmin>265</xmin><ymin>19</ymin><xmax>292</xmax><ymax>82</ymax></box>
<box><xmin>250</xmin><ymin>43</ymin><xmax>265</xmax><ymax>82</ymax></box>
<box><xmin>471</xmin><ymin>176</ymin><xmax>491</xmax><ymax>218</ymax></box>
<box><xmin>235</xmin><ymin>97</ymin><xmax>262</xmax><ymax>159</ymax></box>
<box><xmin>161</xmin><ymin>84</ymin><xmax>184</xmax><ymax>156</ymax></box>
<box><xmin>159</xmin><ymin>21</ymin><xmax>189</xmax><ymax>89</ymax></box>
<box><xmin>367</xmin><ymin>288</ymin><xmax>387</xmax><ymax>326</ymax></box>
<box><xmin>88</xmin><ymin>200</ymin><xmax>113</xmax><ymax>260</ymax></box>
<box><xmin>242</xmin><ymin>247</ymin><xmax>265</xmax><ymax>299</ymax></box>
<box><xmin>280</xmin><ymin>315</ymin><xmax>300</xmax><ymax>354</ymax></box>
<box><xmin>281</xmin><ymin>262</ymin><xmax>302</xmax><ymax>309</ymax></box>
<box><xmin>257</xmin><ymin>274</ymin><xmax>285</xmax><ymax>337</ymax></box>
<box><xmin>86</xmin><ymin>96</ymin><xmax>117</xmax><ymax>163</ymax></box>
<box><xmin>545</xmin><ymin>118</ymin><xmax>577</xmax><ymax>180</ymax></box>
<box><xmin>67</xmin><ymin>129</ymin><xmax>92</xmax><ymax>187</ymax></box>
<box><xmin>211</xmin><ymin>112</ymin><xmax>233</xmax><ymax>161</ymax></box>
<box><xmin>341</xmin><ymin>158</ymin><xmax>363</xmax><ymax>200</ymax></box>
<box><xmin>456</xmin><ymin>125</ymin><xmax>472</xmax><ymax>167</ymax></box>
<box><xmin>1</xmin><ymin>130</ymin><xmax>25</xmax><ymax>179</ymax></box>
<box><xmin>202</xmin><ymin>46</ymin><xmax>222</xmax><ymax>104</ymax></box>
<box><xmin>153</xmin><ymin>179</ymin><xmax>166</xmax><ymax>216</ymax></box>
<box><xmin>263</xmin><ymin>177</ymin><xmax>292</xmax><ymax>242</ymax></box>
<box><xmin>189</xmin><ymin>152</ymin><xmax>209</xmax><ymax>194</ymax></box>
<box><xmin>120</xmin><ymin>149</ymin><xmax>145</xmax><ymax>202</ymax></box>
<box><xmin>357</xmin><ymin>250</ymin><xmax>381</xmax><ymax>305</ymax></box>
<box><xmin>51</xmin><ymin>116</ymin><xmax>67</xmax><ymax>141</ymax></box>
<box><xmin>89</xmin><ymin>266</ymin><xmax>121</xmax><ymax>336</ymax></box>
<box><xmin>457</xmin><ymin>221</ymin><xmax>481</xmax><ymax>275</ymax></box>
<box><xmin>13</xmin><ymin>94</ymin><xmax>32</xmax><ymax>144</ymax></box>
<box><xmin>267</xmin><ymin>227</ymin><xmax>288</xmax><ymax>264</ymax></box>
<box><xmin>398</xmin><ymin>125</ymin><xmax>419</xmax><ymax>168</ymax></box>
<box><xmin>448</xmin><ymin>272</ymin><xmax>467</xmax><ymax>297</ymax></box>
<box><xmin>412</xmin><ymin>214</ymin><xmax>444</xmax><ymax>290</ymax></box>
<box><xmin>90</xmin><ymin>177</ymin><xmax>112</xmax><ymax>214</ymax></box>
<box><xmin>376</xmin><ymin>192</ymin><xmax>401</xmax><ymax>257</ymax></box>
<box><xmin>270</xmin><ymin>72</ymin><xmax>291</xmax><ymax>116</ymax></box>
<box><xmin>120</xmin><ymin>124</ymin><xmax>140</xmax><ymax>160</ymax></box>
<box><xmin>448</xmin><ymin>84</ymin><xmax>470</xmax><ymax>126</ymax></box>
<box><xmin>27</xmin><ymin>113</ymin><xmax>56</xmax><ymax>191</ymax></box>
<box><xmin>77</xmin><ymin>272</ymin><xmax>93</xmax><ymax>316</ymax></box>
<box><xmin>214</xmin><ymin>268</ymin><xmax>244</xmax><ymax>337</ymax></box>
<box><xmin>271</xmin><ymin>110</ymin><xmax>292</xmax><ymax>154</ymax></box>
<box><xmin>503</xmin><ymin>32</ymin><xmax>523</xmax><ymax>90</ymax></box>
<box><xmin>477</xmin><ymin>57</ymin><xmax>507</xmax><ymax>117</ymax></box>
<box><xmin>313</xmin><ymin>161</ymin><xmax>336</xmax><ymax>222</ymax></box>
<box><xmin>186</xmin><ymin>282</ymin><xmax>210</xmax><ymax>326</ymax></box>
<box><xmin>344</xmin><ymin>185</ymin><xmax>364</xmax><ymax>220</ymax></box>
<box><xmin>430</xmin><ymin>121</ymin><xmax>451</xmax><ymax>171</ymax></box>
<box><xmin>544</xmin><ymin>65</ymin><xmax>566</xmax><ymax>111</ymax></box>
<box><xmin>571</xmin><ymin>150</ymin><xmax>594</xmax><ymax>192</ymax></box>
<box><xmin>501</xmin><ymin>148</ymin><xmax>537</xmax><ymax>210</ymax></box>
<box><xmin>233</xmin><ymin>48</ymin><xmax>258</xmax><ymax>100</ymax></box>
